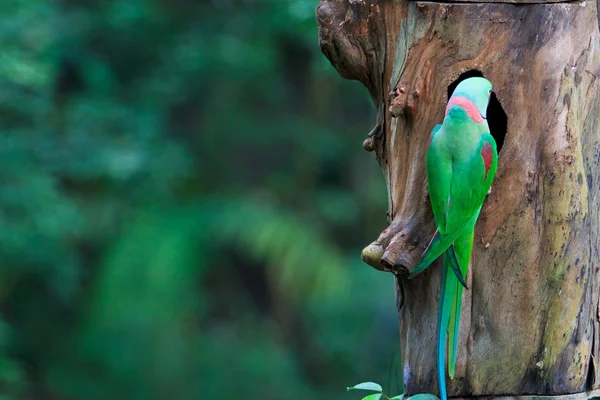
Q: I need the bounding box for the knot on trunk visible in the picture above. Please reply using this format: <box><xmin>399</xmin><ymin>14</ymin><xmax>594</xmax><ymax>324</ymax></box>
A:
<box><xmin>390</xmin><ymin>84</ymin><xmax>423</xmax><ymax>119</ymax></box>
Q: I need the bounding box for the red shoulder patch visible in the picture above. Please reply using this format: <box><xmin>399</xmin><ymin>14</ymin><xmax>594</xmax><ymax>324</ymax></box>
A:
<box><xmin>481</xmin><ymin>142</ymin><xmax>493</xmax><ymax>180</ymax></box>
<box><xmin>445</xmin><ymin>96</ymin><xmax>485</xmax><ymax>123</ymax></box>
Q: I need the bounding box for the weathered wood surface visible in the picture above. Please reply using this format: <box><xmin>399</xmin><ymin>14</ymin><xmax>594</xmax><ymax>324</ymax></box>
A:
<box><xmin>453</xmin><ymin>389</ymin><xmax>600</xmax><ymax>400</ymax></box>
<box><xmin>408</xmin><ymin>0</ymin><xmax>580</xmax><ymax>3</ymax></box>
<box><xmin>317</xmin><ymin>0</ymin><xmax>600</xmax><ymax>398</ymax></box>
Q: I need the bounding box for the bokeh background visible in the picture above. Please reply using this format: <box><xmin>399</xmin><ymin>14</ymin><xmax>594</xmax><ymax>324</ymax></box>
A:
<box><xmin>0</xmin><ymin>1</ymin><xmax>401</xmax><ymax>399</ymax></box>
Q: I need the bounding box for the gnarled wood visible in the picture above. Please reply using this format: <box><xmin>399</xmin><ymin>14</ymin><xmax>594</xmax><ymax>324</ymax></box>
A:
<box><xmin>317</xmin><ymin>0</ymin><xmax>600</xmax><ymax>398</ymax></box>
<box><xmin>414</xmin><ymin>0</ymin><xmax>580</xmax><ymax>3</ymax></box>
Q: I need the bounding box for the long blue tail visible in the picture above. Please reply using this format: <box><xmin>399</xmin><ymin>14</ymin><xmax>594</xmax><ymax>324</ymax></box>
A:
<box><xmin>437</xmin><ymin>251</ymin><xmax>458</xmax><ymax>400</ymax></box>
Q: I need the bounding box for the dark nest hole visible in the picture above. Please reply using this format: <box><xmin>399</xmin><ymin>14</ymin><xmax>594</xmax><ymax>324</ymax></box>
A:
<box><xmin>447</xmin><ymin>70</ymin><xmax>507</xmax><ymax>152</ymax></box>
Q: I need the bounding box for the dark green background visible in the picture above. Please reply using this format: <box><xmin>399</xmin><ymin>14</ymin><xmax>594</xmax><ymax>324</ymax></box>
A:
<box><xmin>0</xmin><ymin>1</ymin><xmax>400</xmax><ymax>399</ymax></box>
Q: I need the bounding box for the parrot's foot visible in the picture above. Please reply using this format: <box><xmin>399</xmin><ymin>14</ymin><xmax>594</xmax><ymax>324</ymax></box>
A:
<box><xmin>487</xmin><ymin>187</ymin><xmax>492</xmax><ymax>195</ymax></box>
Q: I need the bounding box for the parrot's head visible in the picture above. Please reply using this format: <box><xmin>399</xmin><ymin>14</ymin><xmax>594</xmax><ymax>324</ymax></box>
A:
<box><xmin>448</xmin><ymin>77</ymin><xmax>493</xmax><ymax>121</ymax></box>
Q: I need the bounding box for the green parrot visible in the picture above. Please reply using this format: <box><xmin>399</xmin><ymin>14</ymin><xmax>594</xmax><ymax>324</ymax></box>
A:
<box><xmin>408</xmin><ymin>77</ymin><xmax>498</xmax><ymax>400</ymax></box>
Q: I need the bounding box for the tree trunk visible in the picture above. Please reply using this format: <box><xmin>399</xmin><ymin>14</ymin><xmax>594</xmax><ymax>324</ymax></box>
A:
<box><xmin>316</xmin><ymin>0</ymin><xmax>600</xmax><ymax>398</ymax></box>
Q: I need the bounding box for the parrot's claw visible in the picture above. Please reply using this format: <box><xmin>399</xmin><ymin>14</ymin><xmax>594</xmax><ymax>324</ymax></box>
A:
<box><xmin>487</xmin><ymin>187</ymin><xmax>492</xmax><ymax>195</ymax></box>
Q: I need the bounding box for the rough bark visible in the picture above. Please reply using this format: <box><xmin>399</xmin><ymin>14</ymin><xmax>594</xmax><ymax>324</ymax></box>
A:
<box><xmin>317</xmin><ymin>0</ymin><xmax>600</xmax><ymax>398</ymax></box>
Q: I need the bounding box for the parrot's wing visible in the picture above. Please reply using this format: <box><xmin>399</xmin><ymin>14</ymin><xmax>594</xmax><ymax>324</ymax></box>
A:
<box><xmin>425</xmin><ymin>124</ymin><xmax>449</xmax><ymax>231</ymax></box>
<box><xmin>411</xmin><ymin>128</ymin><xmax>496</xmax><ymax>279</ymax></box>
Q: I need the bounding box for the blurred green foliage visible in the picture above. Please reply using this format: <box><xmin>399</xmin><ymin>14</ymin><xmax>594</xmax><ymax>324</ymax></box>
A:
<box><xmin>0</xmin><ymin>0</ymin><xmax>400</xmax><ymax>399</ymax></box>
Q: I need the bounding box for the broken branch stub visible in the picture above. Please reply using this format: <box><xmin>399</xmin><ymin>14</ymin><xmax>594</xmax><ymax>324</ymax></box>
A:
<box><xmin>318</xmin><ymin>0</ymin><xmax>431</xmax><ymax>275</ymax></box>
<box><xmin>316</xmin><ymin>0</ymin><xmax>385</xmax><ymax>102</ymax></box>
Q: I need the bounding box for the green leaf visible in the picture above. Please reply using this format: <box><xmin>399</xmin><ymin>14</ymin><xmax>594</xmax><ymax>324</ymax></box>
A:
<box><xmin>361</xmin><ymin>394</ymin><xmax>382</xmax><ymax>400</ymax></box>
<box><xmin>347</xmin><ymin>382</ymin><xmax>383</xmax><ymax>392</ymax></box>
<box><xmin>407</xmin><ymin>394</ymin><xmax>439</xmax><ymax>400</ymax></box>
<box><xmin>389</xmin><ymin>395</ymin><xmax>405</xmax><ymax>400</ymax></box>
